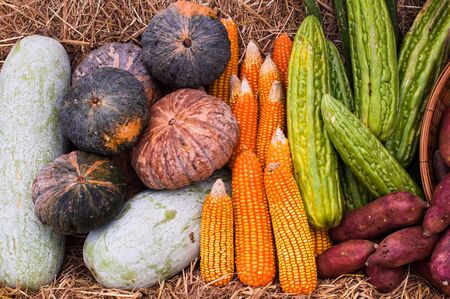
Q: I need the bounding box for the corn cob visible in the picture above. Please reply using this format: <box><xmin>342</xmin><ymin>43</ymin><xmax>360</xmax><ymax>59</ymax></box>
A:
<box><xmin>266</xmin><ymin>128</ymin><xmax>293</xmax><ymax>174</ymax></box>
<box><xmin>240</xmin><ymin>40</ymin><xmax>263</xmax><ymax>96</ymax></box>
<box><xmin>310</xmin><ymin>227</ymin><xmax>333</xmax><ymax>255</ymax></box>
<box><xmin>232</xmin><ymin>150</ymin><xmax>276</xmax><ymax>286</ymax></box>
<box><xmin>256</xmin><ymin>81</ymin><xmax>285</xmax><ymax>168</ymax></box>
<box><xmin>258</xmin><ymin>55</ymin><xmax>281</xmax><ymax>111</ymax></box>
<box><xmin>228</xmin><ymin>77</ymin><xmax>258</xmax><ymax>167</ymax></box>
<box><xmin>200</xmin><ymin>179</ymin><xmax>234</xmax><ymax>286</ymax></box>
<box><xmin>264</xmin><ymin>162</ymin><xmax>317</xmax><ymax>294</ymax></box>
<box><xmin>209</xmin><ymin>18</ymin><xmax>239</xmax><ymax>104</ymax></box>
<box><xmin>229</xmin><ymin>74</ymin><xmax>241</xmax><ymax>107</ymax></box>
<box><xmin>272</xmin><ymin>33</ymin><xmax>293</xmax><ymax>91</ymax></box>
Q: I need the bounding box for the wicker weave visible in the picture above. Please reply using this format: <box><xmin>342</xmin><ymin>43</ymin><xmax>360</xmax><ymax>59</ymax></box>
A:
<box><xmin>420</xmin><ymin>62</ymin><xmax>450</xmax><ymax>201</ymax></box>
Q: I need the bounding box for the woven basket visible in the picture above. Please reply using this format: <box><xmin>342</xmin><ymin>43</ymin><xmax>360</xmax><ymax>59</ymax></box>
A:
<box><xmin>420</xmin><ymin>62</ymin><xmax>450</xmax><ymax>202</ymax></box>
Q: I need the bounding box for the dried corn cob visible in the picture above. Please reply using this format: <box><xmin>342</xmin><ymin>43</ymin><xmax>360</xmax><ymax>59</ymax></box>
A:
<box><xmin>228</xmin><ymin>77</ymin><xmax>258</xmax><ymax>167</ymax></box>
<box><xmin>240</xmin><ymin>40</ymin><xmax>263</xmax><ymax>95</ymax></box>
<box><xmin>209</xmin><ymin>18</ymin><xmax>239</xmax><ymax>103</ymax></box>
<box><xmin>256</xmin><ymin>81</ymin><xmax>285</xmax><ymax>168</ymax></box>
<box><xmin>266</xmin><ymin>128</ymin><xmax>293</xmax><ymax>174</ymax></box>
<box><xmin>272</xmin><ymin>33</ymin><xmax>293</xmax><ymax>91</ymax></box>
<box><xmin>200</xmin><ymin>179</ymin><xmax>234</xmax><ymax>286</ymax></box>
<box><xmin>258</xmin><ymin>55</ymin><xmax>281</xmax><ymax>111</ymax></box>
<box><xmin>264</xmin><ymin>162</ymin><xmax>317</xmax><ymax>294</ymax></box>
<box><xmin>310</xmin><ymin>227</ymin><xmax>333</xmax><ymax>255</ymax></box>
<box><xmin>229</xmin><ymin>74</ymin><xmax>241</xmax><ymax>107</ymax></box>
<box><xmin>232</xmin><ymin>150</ymin><xmax>276</xmax><ymax>286</ymax></box>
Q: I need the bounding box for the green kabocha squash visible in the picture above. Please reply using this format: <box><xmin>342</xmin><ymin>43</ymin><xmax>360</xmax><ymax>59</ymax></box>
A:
<box><xmin>142</xmin><ymin>1</ymin><xmax>231</xmax><ymax>89</ymax></box>
<box><xmin>59</xmin><ymin>67</ymin><xmax>148</xmax><ymax>156</ymax></box>
<box><xmin>32</xmin><ymin>151</ymin><xmax>127</xmax><ymax>234</ymax></box>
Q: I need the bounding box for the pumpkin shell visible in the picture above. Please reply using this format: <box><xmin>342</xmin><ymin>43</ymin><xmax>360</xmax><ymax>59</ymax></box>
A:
<box><xmin>73</xmin><ymin>42</ymin><xmax>160</xmax><ymax>107</ymax></box>
<box><xmin>60</xmin><ymin>67</ymin><xmax>149</xmax><ymax>156</ymax></box>
<box><xmin>131</xmin><ymin>89</ymin><xmax>239</xmax><ymax>190</ymax></box>
<box><xmin>32</xmin><ymin>151</ymin><xmax>127</xmax><ymax>234</ymax></box>
<box><xmin>142</xmin><ymin>1</ymin><xmax>231</xmax><ymax>89</ymax></box>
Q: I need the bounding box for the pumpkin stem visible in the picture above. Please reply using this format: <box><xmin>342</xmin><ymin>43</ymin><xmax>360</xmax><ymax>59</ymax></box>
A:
<box><xmin>182</xmin><ymin>38</ymin><xmax>192</xmax><ymax>48</ymax></box>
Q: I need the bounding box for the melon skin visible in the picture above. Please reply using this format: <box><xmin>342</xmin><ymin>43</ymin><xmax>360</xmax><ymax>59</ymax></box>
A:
<box><xmin>0</xmin><ymin>35</ymin><xmax>70</xmax><ymax>289</ymax></box>
<box><xmin>83</xmin><ymin>170</ymin><xmax>230</xmax><ymax>289</ymax></box>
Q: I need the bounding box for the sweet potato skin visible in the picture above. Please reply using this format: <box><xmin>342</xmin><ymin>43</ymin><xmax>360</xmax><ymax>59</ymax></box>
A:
<box><xmin>366</xmin><ymin>226</ymin><xmax>439</xmax><ymax>268</ymax></box>
<box><xmin>433</xmin><ymin>150</ymin><xmax>449</xmax><ymax>183</ymax></box>
<box><xmin>412</xmin><ymin>259</ymin><xmax>450</xmax><ymax>296</ymax></box>
<box><xmin>317</xmin><ymin>240</ymin><xmax>376</xmax><ymax>278</ymax></box>
<box><xmin>439</xmin><ymin>107</ymin><xmax>450</xmax><ymax>167</ymax></box>
<box><xmin>423</xmin><ymin>174</ymin><xmax>450</xmax><ymax>236</ymax></box>
<box><xmin>330</xmin><ymin>192</ymin><xmax>427</xmax><ymax>242</ymax></box>
<box><xmin>365</xmin><ymin>264</ymin><xmax>404</xmax><ymax>293</ymax></box>
<box><xmin>431</xmin><ymin>228</ymin><xmax>450</xmax><ymax>287</ymax></box>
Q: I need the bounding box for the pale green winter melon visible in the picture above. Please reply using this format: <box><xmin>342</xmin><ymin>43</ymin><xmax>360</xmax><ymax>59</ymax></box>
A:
<box><xmin>0</xmin><ymin>35</ymin><xmax>71</xmax><ymax>289</ymax></box>
<box><xmin>83</xmin><ymin>170</ymin><xmax>231</xmax><ymax>289</ymax></box>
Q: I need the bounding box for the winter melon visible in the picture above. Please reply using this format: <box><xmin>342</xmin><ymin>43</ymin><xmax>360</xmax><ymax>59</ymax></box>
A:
<box><xmin>0</xmin><ymin>35</ymin><xmax>71</xmax><ymax>289</ymax></box>
<box><xmin>83</xmin><ymin>170</ymin><xmax>230</xmax><ymax>289</ymax></box>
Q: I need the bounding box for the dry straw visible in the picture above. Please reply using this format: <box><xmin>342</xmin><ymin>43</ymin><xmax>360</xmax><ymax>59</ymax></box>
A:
<box><xmin>0</xmin><ymin>0</ymin><xmax>442</xmax><ymax>298</ymax></box>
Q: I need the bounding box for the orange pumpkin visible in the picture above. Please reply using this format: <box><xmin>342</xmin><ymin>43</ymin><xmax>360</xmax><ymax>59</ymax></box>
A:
<box><xmin>131</xmin><ymin>89</ymin><xmax>239</xmax><ymax>190</ymax></box>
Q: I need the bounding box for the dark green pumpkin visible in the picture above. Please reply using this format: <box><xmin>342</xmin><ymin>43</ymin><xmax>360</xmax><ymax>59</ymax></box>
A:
<box><xmin>32</xmin><ymin>151</ymin><xmax>127</xmax><ymax>234</ymax></box>
<box><xmin>59</xmin><ymin>67</ymin><xmax>148</xmax><ymax>156</ymax></box>
<box><xmin>142</xmin><ymin>1</ymin><xmax>231</xmax><ymax>89</ymax></box>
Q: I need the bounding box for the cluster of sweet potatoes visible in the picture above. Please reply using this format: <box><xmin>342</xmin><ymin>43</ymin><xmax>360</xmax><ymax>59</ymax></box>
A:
<box><xmin>315</xmin><ymin>190</ymin><xmax>449</xmax><ymax>295</ymax></box>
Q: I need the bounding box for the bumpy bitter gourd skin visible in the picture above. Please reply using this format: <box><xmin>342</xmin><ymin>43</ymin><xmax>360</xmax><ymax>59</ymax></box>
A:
<box><xmin>327</xmin><ymin>40</ymin><xmax>370</xmax><ymax>211</ymax></box>
<box><xmin>321</xmin><ymin>94</ymin><xmax>423</xmax><ymax>198</ymax></box>
<box><xmin>347</xmin><ymin>0</ymin><xmax>399</xmax><ymax>142</ymax></box>
<box><xmin>385</xmin><ymin>0</ymin><xmax>450</xmax><ymax>167</ymax></box>
<box><xmin>287</xmin><ymin>16</ymin><xmax>344</xmax><ymax>229</ymax></box>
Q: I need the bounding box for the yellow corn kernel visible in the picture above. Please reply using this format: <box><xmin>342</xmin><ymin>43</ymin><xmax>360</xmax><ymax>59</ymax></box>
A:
<box><xmin>228</xmin><ymin>77</ymin><xmax>258</xmax><ymax>167</ymax></box>
<box><xmin>229</xmin><ymin>74</ymin><xmax>241</xmax><ymax>108</ymax></box>
<box><xmin>258</xmin><ymin>54</ymin><xmax>280</xmax><ymax>111</ymax></box>
<box><xmin>209</xmin><ymin>17</ymin><xmax>239</xmax><ymax>104</ymax></box>
<box><xmin>272</xmin><ymin>33</ymin><xmax>292</xmax><ymax>92</ymax></box>
<box><xmin>232</xmin><ymin>150</ymin><xmax>276</xmax><ymax>287</ymax></box>
<box><xmin>200</xmin><ymin>179</ymin><xmax>234</xmax><ymax>286</ymax></box>
<box><xmin>256</xmin><ymin>81</ymin><xmax>285</xmax><ymax>168</ymax></box>
<box><xmin>239</xmin><ymin>40</ymin><xmax>262</xmax><ymax>96</ymax></box>
<box><xmin>266</xmin><ymin>128</ymin><xmax>293</xmax><ymax>174</ymax></box>
<box><xmin>310</xmin><ymin>227</ymin><xmax>333</xmax><ymax>255</ymax></box>
<box><xmin>264</xmin><ymin>162</ymin><xmax>317</xmax><ymax>294</ymax></box>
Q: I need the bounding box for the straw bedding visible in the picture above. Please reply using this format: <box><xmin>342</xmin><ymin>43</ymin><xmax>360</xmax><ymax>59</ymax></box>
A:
<box><xmin>0</xmin><ymin>0</ymin><xmax>444</xmax><ymax>298</ymax></box>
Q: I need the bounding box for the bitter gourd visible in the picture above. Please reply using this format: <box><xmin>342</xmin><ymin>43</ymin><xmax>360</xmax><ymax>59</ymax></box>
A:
<box><xmin>385</xmin><ymin>0</ymin><xmax>450</xmax><ymax>167</ymax></box>
<box><xmin>347</xmin><ymin>0</ymin><xmax>399</xmax><ymax>142</ymax></box>
<box><xmin>321</xmin><ymin>94</ymin><xmax>423</xmax><ymax>198</ymax></box>
<box><xmin>327</xmin><ymin>40</ymin><xmax>370</xmax><ymax>211</ymax></box>
<box><xmin>287</xmin><ymin>16</ymin><xmax>344</xmax><ymax>229</ymax></box>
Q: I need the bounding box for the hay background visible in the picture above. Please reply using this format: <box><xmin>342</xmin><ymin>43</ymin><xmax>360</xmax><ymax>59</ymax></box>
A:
<box><xmin>0</xmin><ymin>0</ymin><xmax>445</xmax><ymax>298</ymax></box>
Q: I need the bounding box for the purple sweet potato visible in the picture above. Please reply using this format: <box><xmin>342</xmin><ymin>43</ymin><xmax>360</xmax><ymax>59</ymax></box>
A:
<box><xmin>423</xmin><ymin>174</ymin><xmax>450</xmax><ymax>236</ymax></box>
<box><xmin>330</xmin><ymin>192</ymin><xmax>428</xmax><ymax>242</ymax></box>
<box><xmin>439</xmin><ymin>107</ymin><xmax>450</xmax><ymax>167</ymax></box>
<box><xmin>366</xmin><ymin>226</ymin><xmax>439</xmax><ymax>268</ymax></box>
<box><xmin>317</xmin><ymin>239</ymin><xmax>376</xmax><ymax>278</ymax></box>
<box><xmin>412</xmin><ymin>259</ymin><xmax>450</xmax><ymax>296</ymax></box>
<box><xmin>365</xmin><ymin>264</ymin><xmax>405</xmax><ymax>293</ymax></box>
<box><xmin>431</xmin><ymin>228</ymin><xmax>450</xmax><ymax>288</ymax></box>
<box><xmin>433</xmin><ymin>150</ymin><xmax>449</xmax><ymax>183</ymax></box>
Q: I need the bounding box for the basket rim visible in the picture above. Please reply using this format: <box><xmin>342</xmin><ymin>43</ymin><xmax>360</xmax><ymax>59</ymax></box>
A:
<box><xmin>419</xmin><ymin>62</ymin><xmax>450</xmax><ymax>202</ymax></box>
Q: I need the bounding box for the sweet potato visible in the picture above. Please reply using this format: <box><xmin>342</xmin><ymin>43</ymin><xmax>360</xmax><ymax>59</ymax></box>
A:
<box><xmin>366</xmin><ymin>226</ymin><xmax>439</xmax><ymax>268</ymax></box>
<box><xmin>433</xmin><ymin>150</ymin><xmax>449</xmax><ymax>183</ymax></box>
<box><xmin>439</xmin><ymin>107</ymin><xmax>450</xmax><ymax>167</ymax></box>
<box><xmin>330</xmin><ymin>192</ymin><xmax>427</xmax><ymax>242</ymax></box>
<box><xmin>316</xmin><ymin>239</ymin><xmax>376</xmax><ymax>278</ymax></box>
<box><xmin>412</xmin><ymin>259</ymin><xmax>450</xmax><ymax>296</ymax></box>
<box><xmin>431</xmin><ymin>228</ymin><xmax>450</xmax><ymax>287</ymax></box>
<box><xmin>423</xmin><ymin>174</ymin><xmax>450</xmax><ymax>236</ymax></box>
<box><xmin>365</xmin><ymin>264</ymin><xmax>404</xmax><ymax>293</ymax></box>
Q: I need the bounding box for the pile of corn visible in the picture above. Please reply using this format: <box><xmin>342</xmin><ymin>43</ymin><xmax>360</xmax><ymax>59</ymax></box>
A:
<box><xmin>201</xmin><ymin>20</ymin><xmax>333</xmax><ymax>294</ymax></box>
